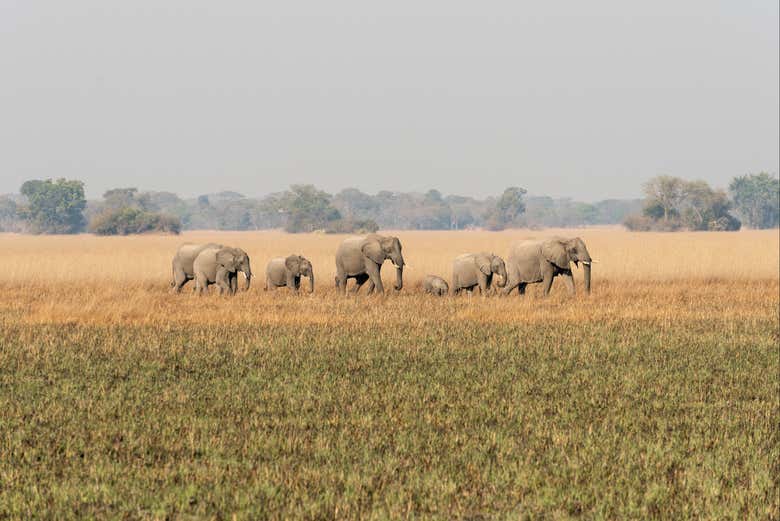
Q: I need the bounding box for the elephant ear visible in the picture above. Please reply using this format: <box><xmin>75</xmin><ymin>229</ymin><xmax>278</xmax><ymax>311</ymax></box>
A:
<box><xmin>216</xmin><ymin>248</ymin><xmax>239</xmax><ymax>271</ymax></box>
<box><xmin>475</xmin><ymin>253</ymin><xmax>492</xmax><ymax>276</ymax></box>
<box><xmin>285</xmin><ymin>254</ymin><xmax>301</xmax><ymax>275</ymax></box>
<box><xmin>361</xmin><ymin>239</ymin><xmax>385</xmax><ymax>264</ymax></box>
<box><xmin>542</xmin><ymin>240</ymin><xmax>569</xmax><ymax>269</ymax></box>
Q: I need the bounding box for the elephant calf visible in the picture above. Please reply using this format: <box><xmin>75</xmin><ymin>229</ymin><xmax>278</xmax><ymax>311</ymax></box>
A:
<box><xmin>451</xmin><ymin>252</ymin><xmax>507</xmax><ymax>296</ymax></box>
<box><xmin>193</xmin><ymin>245</ymin><xmax>252</xmax><ymax>295</ymax></box>
<box><xmin>422</xmin><ymin>275</ymin><xmax>449</xmax><ymax>296</ymax></box>
<box><xmin>265</xmin><ymin>255</ymin><xmax>314</xmax><ymax>293</ymax></box>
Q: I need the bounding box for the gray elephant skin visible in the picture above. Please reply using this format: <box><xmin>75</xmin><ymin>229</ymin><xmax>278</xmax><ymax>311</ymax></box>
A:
<box><xmin>265</xmin><ymin>255</ymin><xmax>314</xmax><ymax>293</ymax></box>
<box><xmin>422</xmin><ymin>275</ymin><xmax>449</xmax><ymax>296</ymax></box>
<box><xmin>335</xmin><ymin>234</ymin><xmax>404</xmax><ymax>295</ymax></box>
<box><xmin>171</xmin><ymin>243</ymin><xmax>222</xmax><ymax>292</ymax></box>
<box><xmin>451</xmin><ymin>253</ymin><xmax>507</xmax><ymax>295</ymax></box>
<box><xmin>503</xmin><ymin>237</ymin><xmax>592</xmax><ymax>297</ymax></box>
<box><xmin>193</xmin><ymin>245</ymin><xmax>252</xmax><ymax>295</ymax></box>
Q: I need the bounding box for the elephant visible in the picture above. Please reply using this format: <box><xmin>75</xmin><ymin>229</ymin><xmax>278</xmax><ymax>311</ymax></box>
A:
<box><xmin>502</xmin><ymin>237</ymin><xmax>593</xmax><ymax>297</ymax></box>
<box><xmin>422</xmin><ymin>275</ymin><xmax>449</xmax><ymax>296</ymax></box>
<box><xmin>265</xmin><ymin>255</ymin><xmax>314</xmax><ymax>293</ymax></box>
<box><xmin>451</xmin><ymin>252</ymin><xmax>507</xmax><ymax>295</ymax></box>
<box><xmin>192</xmin><ymin>245</ymin><xmax>252</xmax><ymax>295</ymax></box>
<box><xmin>171</xmin><ymin>242</ymin><xmax>222</xmax><ymax>292</ymax></box>
<box><xmin>335</xmin><ymin>234</ymin><xmax>404</xmax><ymax>295</ymax></box>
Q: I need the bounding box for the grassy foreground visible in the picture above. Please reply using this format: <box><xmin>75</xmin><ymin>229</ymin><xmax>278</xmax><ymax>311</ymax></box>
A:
<box><xmin>2</xmin><ymin>295</ymin><xmax>778</xmax><ymax>519</ymax></box>
<box><xmin>0</xmin><ymin>230</ymin><xmax>778</xmax><ymax>519</ymax></box>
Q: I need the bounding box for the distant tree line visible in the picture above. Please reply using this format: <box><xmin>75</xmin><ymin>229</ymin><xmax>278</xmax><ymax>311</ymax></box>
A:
<box><xmin>624</xmin><ymin>173</ymin><xmax>779</xmax><ymax>231</ymax></box>
<box><xmin>0</xmin><ymin>173</ymin><xmax>776</xmax><ymax>235</ymax></box>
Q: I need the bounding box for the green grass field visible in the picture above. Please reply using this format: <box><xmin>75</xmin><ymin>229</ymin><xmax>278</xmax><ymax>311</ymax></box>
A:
<box><xmin>2</xmin><ymin>314</ymin><xmax>777</xmax><ymax>519</ymax></box>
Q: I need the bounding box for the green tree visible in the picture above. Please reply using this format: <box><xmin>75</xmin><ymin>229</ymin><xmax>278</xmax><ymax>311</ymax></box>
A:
<box><xmin>103</xmin><ymin>188</ymin><xmax>140</xmax><ymax>210</ymax></box>
<box><xmin>729</xmin><ymin>173</ymin><xmax>780</xmax><ymax>229</ymax></box>
<box><xmin>628</xmin><ymin>177</ymin><xmax>740</xmax><ymax>231</ymax></box>
<box><xmin>283</xmin><ymin>185</ymin><xmax>341</xmax><ymax>233</ymax></box>
<box><xmin>0</xmin><ymin>196</ymin><xmax>20</xmax><ymax>232</ymax></box>
<box><xmin>681</xmin><ymin>181</ymin><xmax>740</xmax><ymax>231</ymax></box>
<box><xmin>19</xmin><ymin>178</ymin><xmax>86</xmax><ymax>234</ymax></box>
<box><xmin>643</xmin><ymin>176</ymin><xmax>685</xmax><ymax>223</ymax></box>
<box><xmin>485</xmin><ymin>186</ymin><xmax>527</xmax><ymax>230</ymax></box>
<box><xmin>332</xmin><ymin>188</ymin><xmax>380</xmax><ymax>220</ymax></box>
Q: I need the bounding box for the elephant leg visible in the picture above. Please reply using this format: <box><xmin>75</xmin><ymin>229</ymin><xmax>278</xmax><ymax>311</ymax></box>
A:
<box><xmin>365</xmin><ymin>263</ymin><xmax>384</xmax><ymax>295</ymax></box>
<box><xmin>352</xmin><ymin>273</ymin><xmax>370</xmax><ymax>294</ymax></box>
<box><xmin>172</xmin><ymin>266</ymin><xmax>188</xmax><ymax>293</ymax></box>
<box><xmin>336</xmin><ymin>266</ymin><xmax>348</xmax><ymax>295</ymax></box>
<box><xmin>293</xmin><ymin>275</ymin><xmax>301</xmax><ymax>293</ymax></box>
<box><xmin>216</xmin><ymin>267</ymin><xmax>231</xmax><ymax>295</ymax></box>
<box><xmin>195</xmin><ymin>273</ymin><xmax>208</xmax><ymax>296</ymax></box>
<box><xmin>477</xmin><ymin>273</ymin><xmax>489</xmax><ymax>296</ymax></box>
<box><xmin>541</xmin><ymin>269</ymin><xmax>555</xmax><ymax>297</ymax></box>
<box><xmin>286</xmin><ymin>272</ymin><xmax>297</xmax><ymax>293</ymax></box>
<box><xmin>561</xmin><ymin>271</ymin><xmax>575</xmax><ymax>295</ymax></box>
<box><xmin>501</xmin><ymin>272</ymin><xmax>519</xmax><ymax>296</ymax></box>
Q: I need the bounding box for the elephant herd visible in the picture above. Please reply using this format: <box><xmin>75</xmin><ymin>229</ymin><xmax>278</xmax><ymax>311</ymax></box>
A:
<box><xmin>170</xmin><ymin>234</ymin><xmax>594</xmax><ymax>297</ymax></box>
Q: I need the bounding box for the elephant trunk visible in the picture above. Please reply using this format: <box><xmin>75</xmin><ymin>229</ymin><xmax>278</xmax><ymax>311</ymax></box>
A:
<box><xmin>394</xmin><ymin>264</ymin><xmax>403</xmax><ymax>291</ymax></box>
<box><xmin>309</xmin><ymin>272</ymin><xmax>314</xmax><ymax>293</ymax></box>
<box><xmin>583</xmin><ymin>263</ymin><xmax>591</xmax><ymax>294</ymax></box>
<box><xmin>243</xmin><ymin>269</ymin><xmax>252</xmax><ymax>291</ymax></box>
<box><xmin>496</xmin><ymin>267</ymin><xmax>508</xmax><ymax>287</ymax></box>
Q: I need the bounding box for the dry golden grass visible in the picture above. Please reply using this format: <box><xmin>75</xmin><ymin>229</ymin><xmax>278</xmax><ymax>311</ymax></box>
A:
<box><xmin>0</xmin><ymin>228</ymin><xmax>776</xmax><ymax>327</ymax></box>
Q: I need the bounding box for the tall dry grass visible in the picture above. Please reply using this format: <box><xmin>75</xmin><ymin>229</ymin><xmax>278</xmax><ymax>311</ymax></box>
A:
<box><xmin>0</xmin><ymin>228</ymin><xmax>776</xmax><ymax>327</ymax></box>
<box><xmin>1</xmin><ymin>227</ymin><xmax>777</xmax><ymax>285</ymax></box>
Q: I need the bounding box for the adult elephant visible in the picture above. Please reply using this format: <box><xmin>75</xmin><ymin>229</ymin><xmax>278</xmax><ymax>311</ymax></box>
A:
<box><xmin>503</xmin><ymin>237</ymin><xmax>593</xmax><ymax>297</ymax></box>
<box><xmin>193</xmin><ymin>245</ymin><xmax>252</xmax><ymax>295</ymax></box>
<box><xmin>335</xmin><ymin>234</ymin><xmax>404</xmax><ymax>295</ymax></box>
<box><xmin>171</xmin><ymin>243</ymin><xmax>222</xmax><ymax>292</ymax></box>
<box><xmin>265</xmin><ymin>255</ymin><xmax>314</xmax><ymax>293</ymax></box>
<box><xmin>451</xmin><ymin>252</ymin><xmax>507</xmax><ymax>295</ymax></box>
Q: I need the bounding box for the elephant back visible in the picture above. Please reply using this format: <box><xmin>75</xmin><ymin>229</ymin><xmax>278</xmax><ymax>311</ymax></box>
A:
<box><xmin>508</xmin><ymin>240</ymin><xmax>546</xmax><ymax>282</ymax></box>
<box><xmin>175</xmin><ymin>243</ymin><xmax>222</xmax><ymax>275</ymax></box>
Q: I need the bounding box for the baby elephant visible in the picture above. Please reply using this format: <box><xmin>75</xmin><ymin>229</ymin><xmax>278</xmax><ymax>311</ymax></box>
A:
<box><xmin>451</xmin><ymin>252</ymin><xmax>507</xmax><ymax>296</ymax></box>
<box><xmin>422</xmin><ymin>275</ymin><xmax>449</xmax><ymax>296</ymax></box>
<box><xmin>265</xmin><ymin>255</ymin><xmax>314</xmax><ymax>293</ymax></box>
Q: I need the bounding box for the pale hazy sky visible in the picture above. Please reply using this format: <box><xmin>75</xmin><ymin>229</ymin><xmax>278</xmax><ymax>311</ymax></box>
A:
<box><xmin>1</xmin><ymin>1</ymin><xmax>777</xmax><ymax>201</ymax></box>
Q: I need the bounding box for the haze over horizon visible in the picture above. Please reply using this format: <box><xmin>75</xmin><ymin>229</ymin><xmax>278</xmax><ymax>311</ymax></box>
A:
<box><xmin>1</xmin><ymin>1</ymin><xmax>777</xmax><ymax>202</ymax></box>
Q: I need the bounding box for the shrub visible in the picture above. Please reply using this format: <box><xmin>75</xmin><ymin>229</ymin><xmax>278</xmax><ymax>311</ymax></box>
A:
<box><xmin>325</xmin><ymin>218</ymin><xmax>380</xmax><ymax>234</ymax></box>
<box><xmin>89</xmin><ymin>207</ymin><xmax>181</xmax><ymax>235</ymax></box>
<box><xmin>623</xmin><ymin>215</ymin><xmax>655</xmax><ymax>231</ymax></box>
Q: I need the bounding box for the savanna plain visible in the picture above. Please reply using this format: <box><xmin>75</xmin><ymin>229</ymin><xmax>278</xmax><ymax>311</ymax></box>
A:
<box><xmin>0</xmin><ymin>228</ymin><xmax>778</xmax><ymax>519</ymax></box>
